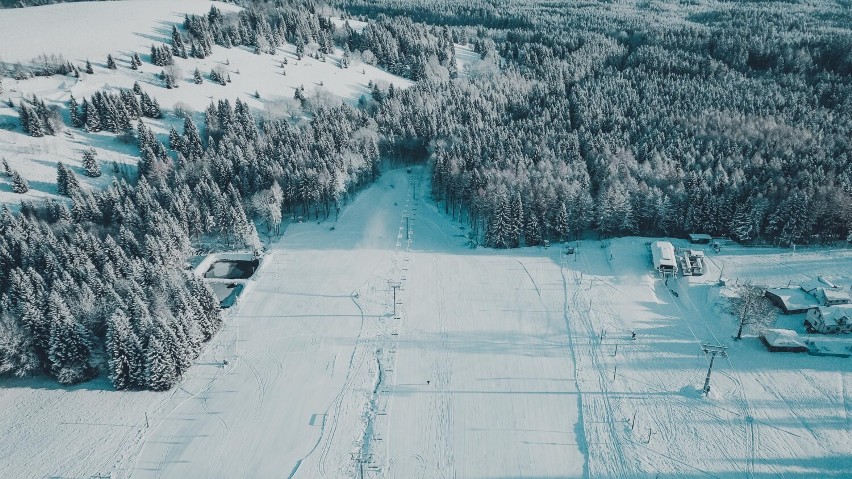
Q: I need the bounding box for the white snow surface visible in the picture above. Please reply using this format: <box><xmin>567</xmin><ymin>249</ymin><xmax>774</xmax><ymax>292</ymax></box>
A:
<box><xmin>2</xmin><ymin>166</ymin><xmax>852</xmax><ymax>478</ymax></box>
<box><xmin>0</xmin><ymin>1</ymin><xmax>241</xmax><ymax>64</ymax></box>
<box><xmin>0</xmin><ymin>1</ymin><xmax>410</xmax><ymax>207</ymax></box>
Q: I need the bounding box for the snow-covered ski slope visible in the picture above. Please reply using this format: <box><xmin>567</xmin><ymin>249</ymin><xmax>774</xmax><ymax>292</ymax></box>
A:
<box><xmin>0</xmin><ymin>0</ymin><xmax>409</xmax><ymax>208</ymax></box>
<box><xmin>3</xmin><ymin>166</ymin><xmax>851</xmax><ymax>478</ymax></box>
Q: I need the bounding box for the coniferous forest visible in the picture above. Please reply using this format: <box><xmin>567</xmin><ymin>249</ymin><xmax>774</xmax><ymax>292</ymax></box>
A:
<box><xmin>1</xmin><ymin>0</ymin><xmax>851</xmax><ymax>389</ymax></box>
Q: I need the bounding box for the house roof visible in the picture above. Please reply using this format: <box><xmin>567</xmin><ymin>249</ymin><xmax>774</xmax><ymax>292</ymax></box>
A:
<box><xmin>766</xmin><ymin>288</ymin><xmax>820</xmax><ymax>311</ymax></box>
<box><xmin>688</xmin><ymin>234</ymin><xmax>712</xmax><ymax>241</ymax></box>
<box><xmin>823</xmin><ymin>289</ymin><xmax>851</xmax><ymax>303</ymax></box>
<box><xmin>817</xmin><ymin>305</ymin><xmax>852</xmax><ymax>326</ymax></box>
<box><xmin>800</xmin><ymin>280</ymin><xmax>824</xmax><ymax>295</ymax></box>
<box><xmin>762</xmin><ymin>329</ymin><xmax>808</xmax><ymax>349</ymax></box>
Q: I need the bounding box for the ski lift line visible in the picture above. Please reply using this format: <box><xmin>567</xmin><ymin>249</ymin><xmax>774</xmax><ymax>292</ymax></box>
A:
<box><xmin>663</xmin><ymin>274</ymin><xmax>760</xmax><ymax>477</ymax></box>
<box><xmin>571</xmin><ymin>243</ymin><xmax>632</xmax><ymax>477</ymax></box>
<box><xmin>576</xmin><ymin>244</ymin><xmax>746</xmax><ymax>475</ymax></box>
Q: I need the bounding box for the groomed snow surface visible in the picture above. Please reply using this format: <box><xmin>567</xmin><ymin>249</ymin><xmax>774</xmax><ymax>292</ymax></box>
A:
<box><xmin>1</xmin><ymin>166</ymin><xmax>851</xmax><ymax>478</ymax></box>
<box><xmin>0</xmin><ymin>0</ymin><xmax>410</xmax><ymax>208</ymax></box>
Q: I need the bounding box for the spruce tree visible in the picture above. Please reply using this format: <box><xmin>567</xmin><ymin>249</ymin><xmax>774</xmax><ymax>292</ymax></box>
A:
<box><xmin>47</xmin><ymin>291</ymin><xmax>93</xmax><ymax>385</ymax></box>
<box><xmin>193</xmin><ymin>67</ymin><xmax>203</xmax><ymax>84</ymax></box>
<box><xmin>84</xmin><ymin>100</ymin><xmax>102</xmax><ymax>132</ymax></box>
<box><xmin>82</xmin><ymin>148</ymin><xmax>101</xmax><ymax>178</ymax></box>
<box><xmin>172</xmin><ymin>26</ymin><xmax>188</xmax><ymax>58</ymax></box>
<box><xmin>27</xmin><ymin>110</ymin><xmax>44</xmax><ymax>137</ymax></box>
<box><xmin>144</xmin><ymin>331</ymin><xmax>176</xmax><ymax>391</ymax></box>
<box><xmin>526</xmin><ymin>212</ymin><xmax>542</xmax><ymax>246</ymax></box>
<box><xmin>11</xmin><ymin>170</ymin><xmax>28</xmax><ymax>193</ymax></box>
<box><xmin>168</xmin><ymin>126</ymin><xmax>183</xmax><ymax>151</ymax></box>
<box><xmin>182</xmin><ymin>116</ymin><xmax>203</xmax><ymax>159</ymax></box>
<box><xmin>56</xmin><ymin>162</ymin><xmax>68</xmax><ymax>196</ymax></box>
<box><xmin>106</xmin><ymin>309</ymin><xmax>143</xmax><ymax>389</ymax></box>
<box><xmin>510</xmin><ymin>192</ymin><xmax>523</xmax><ymax>248</ymax></box>
<box><xmin>106</xmin><ymin>54</ymin><xmax>117</xmax><ymax>69</ymax></box>
<box><xmin>68</xmin><ymin>94</ymin><xmax>80</xmax><ymax>128</ymax></box>
<box><xmin>554</xmin><ymin>203</ymin><xmax>570</xmax><ymax>241</ymax></box>
<box><xmin>2</xmin><ymin>157</ymin><xmax>10</xmax><ymax>177</ymax></box>
<box><xmin>85</xmin><ymin>59</ymin><xmax>94</xmax><ymax>74</ymax></box>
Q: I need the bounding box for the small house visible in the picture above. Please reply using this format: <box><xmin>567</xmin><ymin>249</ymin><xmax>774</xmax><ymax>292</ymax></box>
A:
<box><xmin>805</xmin><ymin>305</ymin><xmax>852</xmax><ymax>334</ymax></box>
<box><xmin>651</xmin><ymin>241</ymin><xmax>678</xmax><ymax>276</ymax></box>
<box><xmin>688</xmin><ymin>233</ymin><xmax>712</xmax><ymax>244</ymax></box>
<box><xmin>760</xmin><ymin>329</ymin><xmax>809</xmax><ymax>353</ymax></box>
<box><xmin>800</xmin><ymin>278</ymin><xmax>851</xmax><ymax>306</ymax></box>
<box><xmin>765</xmin><ymin>288</ymin><xmax>820</xmax><ymax>314</ymax></box>
<box><xmin>821</xmin><ymin>288</ymin><xmax>852</xmax><ymax>306</ymax></box>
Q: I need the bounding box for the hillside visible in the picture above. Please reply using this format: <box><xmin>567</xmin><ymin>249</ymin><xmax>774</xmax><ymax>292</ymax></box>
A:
<box><xmin>1</xmin><ymin>0</ymin><xmax>851</xmax><ymax>477</ymax></box>
<box><xmin>0</xmin><ymin>0</ymin><xmax>410</xmax><ymax>207</ymax></box>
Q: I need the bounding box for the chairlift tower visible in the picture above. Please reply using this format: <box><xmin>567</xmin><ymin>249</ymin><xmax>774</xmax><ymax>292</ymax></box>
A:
<box><xmin>701</xmin><ymin>344</ymin><xmax>728</xmax><ymax>396</ymax></box>
<box><xmin>388</xmin><ymin>281</ymin><xmax>401</xmax><ymax>316</ymax></box>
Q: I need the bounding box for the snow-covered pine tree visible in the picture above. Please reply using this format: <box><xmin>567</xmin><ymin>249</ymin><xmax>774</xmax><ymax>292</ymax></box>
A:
<box><xmin>18</xmin><ymin>104</ymin><xmax>30</xmax><ymax>134</ymax></box>
<box><xmin>106</xmin><ymin>54</ymin><xmax>117</xmax><ymax>69</ymax></box>
<box><xmin>554</xmin><ymin>203</ymin><xmax>570</xmax><ymax>241</ymax></box>
<box><xmin>27</xmin><ymin>107</ymin><xmax>44</xmax><ymax>137</ymax></box>
<box><xmin>85</xmin><ymin>59</ymin><xmax>94</xmax><ymax>74</ymax></box>
<box><xmin>84</xmin><ymin>100</ymin><xmax>102</xmax><ymax>132</ymax></box>
<box><xmin>140</xmin><ymin>92</ymin><xmax>162</xmax><ymax>118</ymax></box>
<box><xmin>2</xmin><ymin>157</ymin><xmax>10</xmax><ymax>177</ymax></box>
<box><xmin>597</xmin><ymin>182</ymin><xmax>636</xmax><ymax>238</ymax></box>
<box><xmin>56</xmin><ymin>162</ymin><xmax>68</xmax><ymax>196</ymax></box>
<box><xmin>168</xmin><ymin>126</ymin><xmax>183</xmax><ymax>152</ymax></box>
<box><xmin>486</xmin><ymin>190</ymin><xmax>512</xmax><ymax>248</ymax></box>
<box><xmin>56</xmin><ymin>162</ymin><xmax>80</xmax><ymax>197</ymax></box>
<box><xmin>82</xmin><ymin>148</ymin><xmax>101</xmax><ymax>178</ymax></box>
<box><xmin>193</xmin><ymin>67</ymin><xmax>203</xmax><ymax>84</ymax></box>
<box><xmin>510</xmin><ymin>191</ymin><xmax>523</xmax><ymax>248</ymax></box>
<box><xmin>46</xmin><ymin>291</ymin><xmax>94</xmax><ymax>385</ymax></box>
<box><xmin>144</xmin><ymin>330</ymin><xmax>177</xmax><ymax>391</ymax></box>
<box><xmin>182</xmin><ymin>116</ymin><xmax>203</xmax><ymax>160</ymax></box>
<box><xmin>210</xmin><ymin>67</ymin><xmax>225</xmax><ymax>85</ymax></box>
<box><xmin>150</xmin><ymin>44</ymin><xmax>160</xmax><ymax>66</ymax></box>
<box><xmin>68</xmin><ymin>94</ymin><xmax>81</xmax><ymax>128</ymax></box>
<box><xmin>189</xmin><ymin>277</ymin><xmax>221</xmax><ymax>340</ymax></box>
<box><xmin>105</xmin><ymin>309</ymin><xmax>143</xmax><ymax>389</ymax></box>
<box><xmin>525</xmin><ymin>212</ymin><xmax>542</xmax><ymax>246</ymax></box>
<box><xmin>119</xmin><ymin>89</ymin><xmax>141</xmax><ymax>119</ymax></box>
<box><xmin>11</xmin><ymin>170</ymin><xmax>28</xmax><ymax>193</ymax></box>
<box><xmin>164</xmin><ymin>71</ymin><xmax>175</xmax><ymax>89</ymax></box>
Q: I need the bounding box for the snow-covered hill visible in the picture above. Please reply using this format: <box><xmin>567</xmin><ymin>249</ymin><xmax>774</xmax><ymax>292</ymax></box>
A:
<box><xmin>0</xmin><ymin>0</ymin><xmax>410</xmax><ymax>208</ymax></box>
